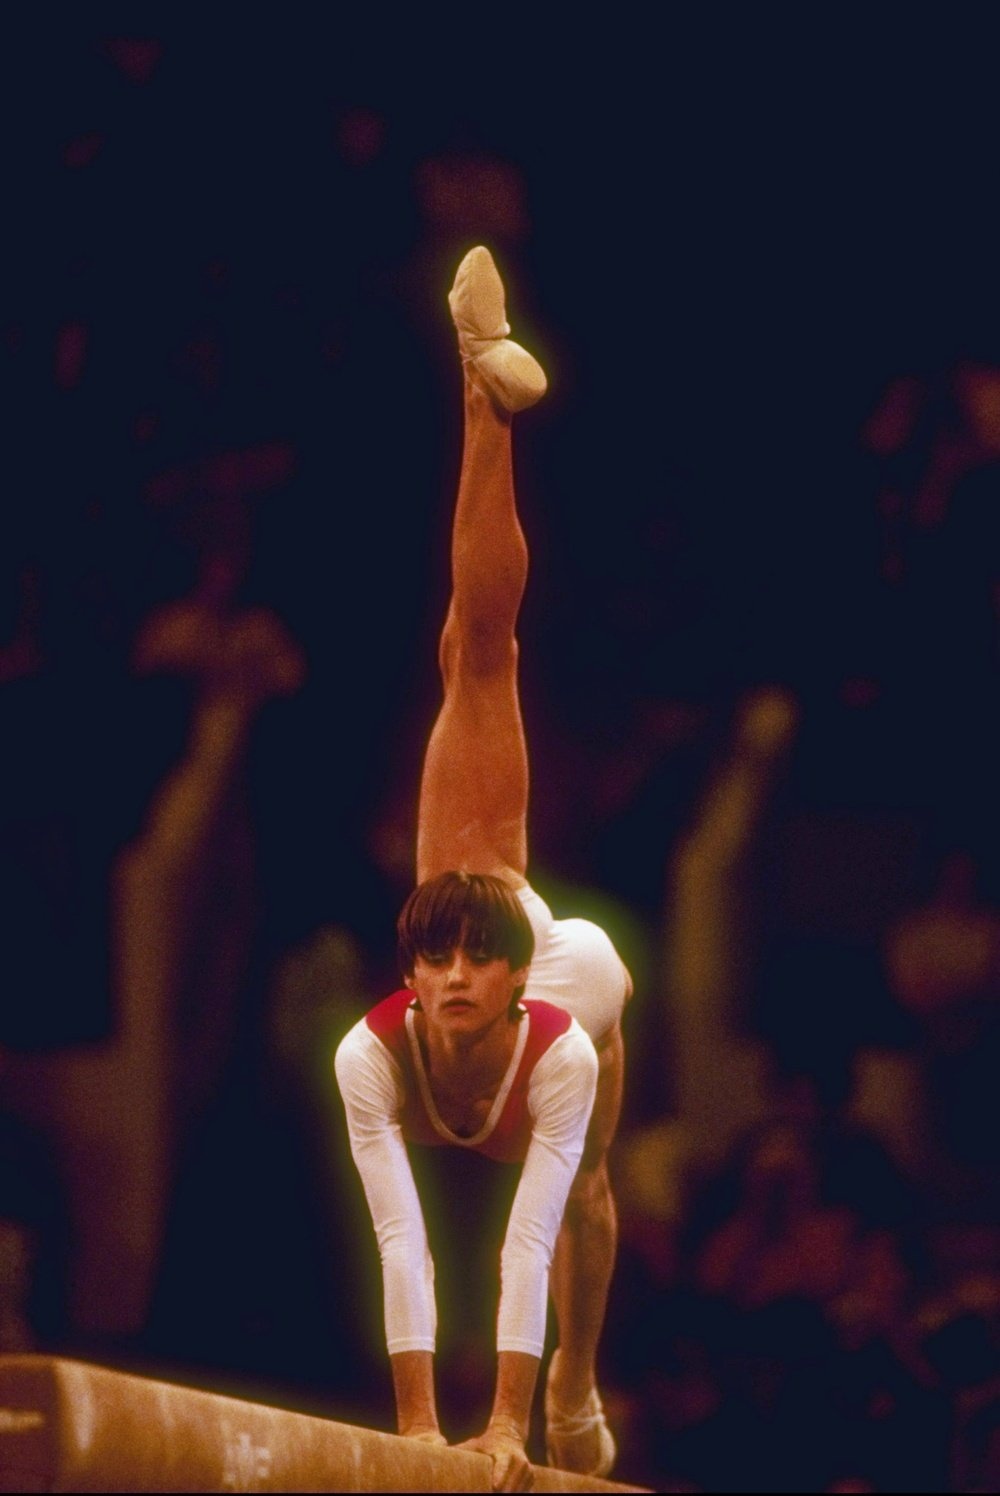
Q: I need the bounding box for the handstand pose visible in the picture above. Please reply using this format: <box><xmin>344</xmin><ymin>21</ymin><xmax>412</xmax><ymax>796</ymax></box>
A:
<box><xmin>335</xmin><ymin>248</ymin><xmax>631</xmax><ymax>1493</ymax></box>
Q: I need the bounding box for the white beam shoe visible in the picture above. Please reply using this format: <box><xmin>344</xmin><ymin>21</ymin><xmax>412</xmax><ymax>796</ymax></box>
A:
<box><xmin>544</xmin><ymin>1352</ymin><xmax>617</xmax><ymax>1479</ymax></box>
<box><xmin>448</xmin><ymin>245</ymin><xmax>547</xmax><ymax>413</ymax></box>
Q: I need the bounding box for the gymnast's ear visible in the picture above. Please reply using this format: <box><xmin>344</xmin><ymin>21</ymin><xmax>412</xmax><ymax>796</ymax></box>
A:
<box><xmin>403</xmin><ymin>974</ymin><xmax>424</xmax><ymax>1011</ymax></box>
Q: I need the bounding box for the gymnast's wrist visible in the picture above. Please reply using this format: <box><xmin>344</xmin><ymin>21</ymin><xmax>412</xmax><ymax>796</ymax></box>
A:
<box><xmin>485</xmin><ymin>1414</ymin><xmax>528</xmax><ymax>1442</ymax></box>
<box><xmin>399</xmin><ymin>1420</ymin><xmax>446</xmax><ymax>1443</ymax></box>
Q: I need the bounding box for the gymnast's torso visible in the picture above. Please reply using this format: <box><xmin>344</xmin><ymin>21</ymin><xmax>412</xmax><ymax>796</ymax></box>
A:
<box><xmin>361</xmin><ymin>989</ymin><xmax>576</xmax><ymax>1163</ymax></box>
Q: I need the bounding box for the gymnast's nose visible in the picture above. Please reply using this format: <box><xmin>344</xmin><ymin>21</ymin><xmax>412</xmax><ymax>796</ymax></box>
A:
<box><xmin>444</xmin><ymin>951</ymin><xmax>472</xmax><ymax>987</ymax></box>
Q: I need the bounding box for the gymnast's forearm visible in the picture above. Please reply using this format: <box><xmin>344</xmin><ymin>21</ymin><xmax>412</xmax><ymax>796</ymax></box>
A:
<box><xmin>489</xmin><ymin>1349</ymin><xmax>541</xmax><ymax>1441</ymax></box>
<box><xmin>390</xmin><ymin>1349</ymin><xmax>443</xmax><ymax>1439</ymax></box>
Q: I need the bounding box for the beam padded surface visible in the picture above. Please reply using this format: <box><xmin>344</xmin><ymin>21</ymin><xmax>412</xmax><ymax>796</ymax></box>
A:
<box><xmin>0</xmin><ymin>1356</ymin><xmax>649</xmax><ymax>1493</ymax></box>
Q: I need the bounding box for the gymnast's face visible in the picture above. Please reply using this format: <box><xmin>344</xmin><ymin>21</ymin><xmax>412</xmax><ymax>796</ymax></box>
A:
<box><xmin>406</xmin><ymin>945</ymin><xmax>528</xmax><ymax>1037</ymax></box>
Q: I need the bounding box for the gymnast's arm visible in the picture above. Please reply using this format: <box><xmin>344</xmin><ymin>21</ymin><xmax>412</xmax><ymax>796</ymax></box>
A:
<box><xmin>333</xmin><ymin>1022</ymin><xmax>444</xmax><ymax>1442</ymax></box>
<box><xmin>458</xmin><ymin>1022</ymin><xmax>599</xmax><ymax>1481</ymax></box>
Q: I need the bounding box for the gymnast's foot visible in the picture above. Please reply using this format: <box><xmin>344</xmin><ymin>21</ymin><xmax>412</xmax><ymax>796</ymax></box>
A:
<box><xmin>544</xmin><ymin>1349</ymin><xmax>616</xmax><ymax>1479</ymax></box>
<box><xmin>448</xmin><ymin>245</ymin><xmax>547</xmax><ymax>413</ymax></box>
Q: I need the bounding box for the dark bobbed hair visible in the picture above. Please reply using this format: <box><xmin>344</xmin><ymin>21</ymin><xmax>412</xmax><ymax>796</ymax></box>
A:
<box><xmin>397</xmin><ymin>871</ymin><xmax>535</xmax><ymax>980</ymax></box>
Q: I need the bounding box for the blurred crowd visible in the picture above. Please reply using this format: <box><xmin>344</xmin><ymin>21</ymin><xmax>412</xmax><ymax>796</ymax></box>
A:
<box><xmin>600</xmin><ymin>362</ymin><xmax>1000</xmax><ymax>1492</ymax></box>
<box><xmin>2</xmin><ymin>28</ymin><xmax>1000</xmax><ymax>1494</ymax></box>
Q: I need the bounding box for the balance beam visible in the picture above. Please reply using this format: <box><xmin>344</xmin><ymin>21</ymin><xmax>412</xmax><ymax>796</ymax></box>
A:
<box><xmin>0</xmin><ymin>1356</ymin><xmax>649</xmax><ymax>1493</ymax></box>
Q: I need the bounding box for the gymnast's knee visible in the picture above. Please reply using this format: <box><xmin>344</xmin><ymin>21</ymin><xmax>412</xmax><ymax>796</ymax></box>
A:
<box><xmin>438</xmin><ymin>617</ymin><xmax>518</xmax><ymax>685</ymax></box>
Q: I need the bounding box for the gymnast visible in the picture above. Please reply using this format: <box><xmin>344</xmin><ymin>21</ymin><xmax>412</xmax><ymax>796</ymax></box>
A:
<box><xmin>335</xmin><ymin>247</ymin><xmax>632</xmax><ymax>1494</ymax></box>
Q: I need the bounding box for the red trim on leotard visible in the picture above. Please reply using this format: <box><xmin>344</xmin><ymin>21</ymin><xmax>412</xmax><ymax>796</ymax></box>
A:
<box><xmin>365</xmin><ymin>992</ymin><xmax>572</xmax><ymax>1163</ymax></box>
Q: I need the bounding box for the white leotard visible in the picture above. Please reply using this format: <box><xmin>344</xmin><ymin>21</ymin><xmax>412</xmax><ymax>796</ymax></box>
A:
<box><xmin>516</xmin><ymin>885</ymin><xmax>630</xmax><ymax>1041</ymax></box>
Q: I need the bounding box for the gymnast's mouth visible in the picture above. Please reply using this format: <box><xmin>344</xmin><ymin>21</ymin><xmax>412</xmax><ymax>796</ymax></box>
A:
<box><xmin>442</xmin><ymin>998</ymin><xmax>474</xmax><ymax>1010</ymax></box>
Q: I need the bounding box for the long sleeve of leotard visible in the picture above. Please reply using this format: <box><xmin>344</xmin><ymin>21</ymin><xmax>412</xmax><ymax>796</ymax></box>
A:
<box><xmin>496</xmin><ymin>1024</ymin><xmax>598</xmax><ymax>1354</ymax></box>
<box><xmin>334</xmin><ymin>1016</ymin><xmax>598</xmax><ymax>1358</ymax></box>
<box><xmin>334</xmin><ymin>1021</ymin><xmax>437</xmax><ymax>1353</ymax></box>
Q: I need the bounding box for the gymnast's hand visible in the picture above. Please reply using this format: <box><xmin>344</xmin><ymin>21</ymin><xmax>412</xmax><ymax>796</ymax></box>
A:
<box><xmin>458</xmin><ymin>1425</ymin><xmax>533</xmax><ymax>1492</ymax></box>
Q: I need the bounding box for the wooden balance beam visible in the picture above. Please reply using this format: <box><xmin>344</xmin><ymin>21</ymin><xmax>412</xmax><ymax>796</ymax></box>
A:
<box><xmin>0</xmin><ymin>1356</ymin><xmax>650</xmax><ymax>1493</ymax></box>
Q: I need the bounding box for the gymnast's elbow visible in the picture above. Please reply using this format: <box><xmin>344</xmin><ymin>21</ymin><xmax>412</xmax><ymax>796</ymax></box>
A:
<box><xmin>500</xmin><ymin>1231</ymin><xmax>552</xmax><ymax>1283</ymax></box>
<box><xmin>377</xmin><ymin>1223</ymin><xmax>432</xmax><ymax>1274</ymax></box>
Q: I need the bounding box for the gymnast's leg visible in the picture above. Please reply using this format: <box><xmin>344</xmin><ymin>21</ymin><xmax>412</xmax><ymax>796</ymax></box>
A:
<box><xmin>416</xmin><ymin>253</ymin><xmax>540</xmax><ymax>886</ymax></box>
<box><xmin>546</xmin><ymin>1022</ymin><xmax>626</xmax><ymax>1477</ymax></box>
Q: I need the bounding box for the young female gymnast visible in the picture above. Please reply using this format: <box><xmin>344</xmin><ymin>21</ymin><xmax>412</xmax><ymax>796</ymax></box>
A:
<box><xmin>336</xmin><ymin>246</ymin><xmax>631</xmax><ymax>1493</ymax></box>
